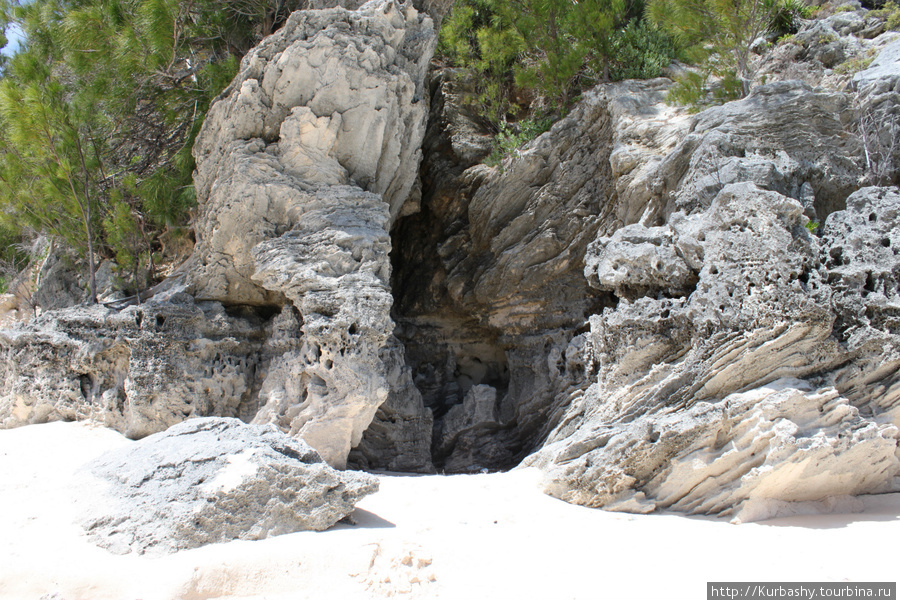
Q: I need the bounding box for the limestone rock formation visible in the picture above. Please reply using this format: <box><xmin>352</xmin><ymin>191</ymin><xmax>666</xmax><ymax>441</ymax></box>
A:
<box><xmin>191</xmin><ymin>2</ymin><xmax>436</xmax><ymax>466</ymax></box>
<box><xmin>185</xmin><ymin>0</ymin><xmax>437</xmax><ymax>468</ymax></box>
<box><xmin>0</xmin><ymin>295</ymin><xmax>273</xmax><ymax>438</ymax></box>
<box><xmin>651</xmin><ymin>81</ymin><xmax>860</xmax><ymax>224</ymax></box>
<box><xmin>309</xmin><ymin>0</ymin><xmax>454</xmax><ymax>28</ymax></box>
<box><xmin>754</xmin><ymin>7</ymin><xmax>899</xmax><ymax>91</ymax></box>
<box><xmin>386</xmin><ymin>79</ymin><xmax>690</xmax><ymax>472</ymax></box>
<box><xmin>525</xmin><ymin>183</ymin><xmax>900</xmax><ymax>520</ymax></box>
<box><xmin>81</xmin><ymin>417</ymin><xmax>379</xmax><ymax>555</ymax></box>
<box><xmin>3</xmin><ymin>0</ymin><xmax>900</xmax><ymax>524</ymax></box>
<box><xmin>189</xmin><ymin>1</ymin><xmax>435</xmax><ymax>304</ymax></box>
<box><xmin>0</xmin><ymin>0</ymin><xmax>439</xmax><ymax>472</ymax></box>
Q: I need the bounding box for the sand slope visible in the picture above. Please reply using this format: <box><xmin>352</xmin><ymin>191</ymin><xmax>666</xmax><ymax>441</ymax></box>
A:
<box><xmin>0</xmin><ymin>422</ymin><xmax>897</xmax><ymax>600</ymax></box>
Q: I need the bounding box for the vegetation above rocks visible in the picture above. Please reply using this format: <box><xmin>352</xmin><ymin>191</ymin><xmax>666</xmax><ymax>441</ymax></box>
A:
<box><xmin>437</xmin><ymin>0</ymin><xmax>679</xmax><ymax>147</ymax></box>
<box><xmin>0</xmin><ymin>0</ymin><xmax>896</xmax><ymax>302</ymax></box>
<box><xmin>0</xmin><ymin>0</ymin><xmax>308</xmax><ymax>301</ymax></box>
<box><xmin>438</xmin><ymin>0</ymin><xmax>812</xmax><ymax>159</ymax></box>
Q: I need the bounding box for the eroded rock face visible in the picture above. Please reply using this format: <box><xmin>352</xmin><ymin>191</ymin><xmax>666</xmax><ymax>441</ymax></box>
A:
<box><xmin>184</xmin><ymin>0</ymin><xmax>437</xmax><ymax>468</ymax></box>
<box><xmin>81</xmin><ymin>418</ymin><xmax>379</xmax><ymax>555</ymax></box>
<box><xmin>525</xmin><ymin>183</ymin><xmax>900</xmax><ymax>520</ymax></box>
<box><xmin>0</xmin><ymin>296</ymin><xmax>272</xmax><ymax>438</ymax></box>
<box><xmin>652</xmin><ymin>81</ymin><xmax>861</xmax><ymax>224</ymax></box>
<box><xmin>189</xmin><ymin>2</ymin><xmax>434</xmax><ymax>304</ymax></box>
<box><xmin>388</xmin><ymin>79</ymin><xmax>677</xmax><ymax>471</ymax></box>
<box><xmin>3</xmin><ymin>2</ymin><xmax>900</xmax><ymax>523</ymax></box>
<box><xmin>0</xmin><ymin>0</ymin><xmax>438</xmax><ymax>472</ymax></box>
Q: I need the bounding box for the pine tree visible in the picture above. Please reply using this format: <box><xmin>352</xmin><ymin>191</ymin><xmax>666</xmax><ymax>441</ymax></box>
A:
<box><xmin>0</xmin><ymin>63</ymin><xmax>104</xmax><ymax>302</ymax></box>
<box><xmin>0</xmin><ymin>0</ymin><xmax>282</xmax><ymax>301</ymax></box>
<box><xmin>648</xmin><ymin>0</ymin><xmax>781</xmax><ymax>97</ymax></box>
<box><xmin>572</xmin><ymin>0</ymin><xmax>627</xmax><ymax>83</ymax></box>
<box><xmin>439</xmin><ymin>0</ymin><xmax>523</xmax><ymax>128</ymax></box>
<box><xmin>501</xmin><ymin>0</ymin><xmax>585</xmax><ymax>109</ymax></box>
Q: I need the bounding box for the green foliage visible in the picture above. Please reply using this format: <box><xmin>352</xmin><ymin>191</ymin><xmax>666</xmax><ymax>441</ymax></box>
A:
<box><xmin>769</xmin><ymin>0</ymin><xmax>813</xmax><ymax>37</ymax></box>
<box><xmin>439</xmin><ymin>0</ymin><xmax>524</xmax><ymax>127</ymax></box>
<box><xmin>650</xmin><ymin>0</ymin><xmax>802</xmax><ymax>103</ymax></box>
<box><xmin>439</xmin><ymin>0</ymin><xmax>680</xmax><ymax>148</ymax></box>
<box><xmin>871</xmin><ymin>1</ymin><xmax>900</xmax><ymax>29</ymax></box>
<box><xmin>0</xmin><ymin>56</ymin><xmax>104</xmax><ymax>300</ymax></box>
<box><xmin>834</xmin><ymin>54</ymin><xmax>876</xmax><ymax>75</ymax></box>
<box><xmin>608</xmin><ymin>19</ymin><xmax>680</xmax><ymax>81</ymax></box>
<box><xmin>102</xmin><ymin>196</ymin><xmax>148</xmax><ymax>292</ymax></box>
<box><xmin>888</xmin><ymin>8</ymin><xmax>900</xmax><ymax>29</ymax></box>
<box><xmin>0</xmin><ymin>223</ymin><xmax>25</xmax><ymax>294</ymax></box>
<box><xmin>508</xmin><ymin>0</ymin><xmax>588</xmax><ymax>109</ymax></box>
<box><xmin>777</xmin><ymin>33</ymin><xmax>799</xmax><ymax>45</ymax></box>
<box><xmin>0</xmin><ymin>0</ymin><xmax>268</xmax><ymax>297</ymax></box>
<box><xmin>485</xmin><ymin>117</ymin><xmax>552</xmax><ymax>165</ymax></box>
<box><xmin>805</xmin><ymin>220</ymin><xmax>820</xmax><ymax>233</ymax></box>
<box><xmin>665</xmin><ymin>71</ymin><xmax>708</xmax><ymax>109</ymax></box>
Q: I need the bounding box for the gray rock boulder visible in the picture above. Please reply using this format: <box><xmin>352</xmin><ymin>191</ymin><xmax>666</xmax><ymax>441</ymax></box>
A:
<box><xmin>81</xmin><ymin>417</ymin><xmax>379</xmax><ymax>555</ymax></box>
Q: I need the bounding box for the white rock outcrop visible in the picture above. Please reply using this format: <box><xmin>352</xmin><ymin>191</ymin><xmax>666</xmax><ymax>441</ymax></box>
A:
<box><xmin>525</xmin><ymin>183</ymin><xmax>900</xmax><ymax>520</ymax></box>
<box><xmin>186</xmin><ymin>0</ymin><xmax>436</xmax><ymax>468</ymax></box>
<box><xmin>4</xmin><ymin>5</ymin><xmax>900</xmax><ymax>524</ymax></box>
<box><xmin>0</xmin><ymin>296</ymin><xmax>270</xmax><ymax>438</ymax></box>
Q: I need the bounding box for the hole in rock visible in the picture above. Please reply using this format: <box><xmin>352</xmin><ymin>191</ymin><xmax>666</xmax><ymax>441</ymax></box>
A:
<box><xmin>829</xmin><ymin>246</ymin><xmax>844</xmax><ymax>267</ymax></box>
<box><xmin>78</xmin><ymin>373</ymin><xmax>94</xmax><ymax>403</ymax></box>
<box><xmin>361</xmin><ymin>99</ymin><xmax>614</xmax><ymax>474</ymax></box>
<box><xmin>865</xmin><ymin>272</ymin><xmax>877</xmax><ymax>293</ymax></box>
<box><xmin>224</xmin><ymin>303</ymin><xmax>283</xmax><ymax>323</ymax></box>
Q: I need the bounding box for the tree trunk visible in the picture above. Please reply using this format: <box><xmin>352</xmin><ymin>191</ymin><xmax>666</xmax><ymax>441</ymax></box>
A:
<box><xmin>83</xmin><ymin>207</ymin><xmax>98</xmax><ymax>304</ymax></box>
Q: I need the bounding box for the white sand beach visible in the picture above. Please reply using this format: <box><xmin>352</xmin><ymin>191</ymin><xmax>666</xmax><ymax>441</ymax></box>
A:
<box><xmin>1</xmin><ymin>421</ymin><xmax>897</xmax><ymax>600</ymax></box>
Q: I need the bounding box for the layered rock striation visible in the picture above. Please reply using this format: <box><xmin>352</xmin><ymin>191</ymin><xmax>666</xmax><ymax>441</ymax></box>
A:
<box><xmin>387</xmin><ymin>65</ymin><xmax>900</xmax><ymax>515</ymax></box>
<box><xmin>526</xmin><ymin>183</ymin><xmax>900</xmax><ymax>520</ymax></box>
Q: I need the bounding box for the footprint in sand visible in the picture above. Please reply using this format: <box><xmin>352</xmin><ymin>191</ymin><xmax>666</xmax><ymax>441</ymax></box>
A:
<box><xmin>355</xmin><ymin>541</ymin><xmax>437</xmax><ymax>597</ymax></box>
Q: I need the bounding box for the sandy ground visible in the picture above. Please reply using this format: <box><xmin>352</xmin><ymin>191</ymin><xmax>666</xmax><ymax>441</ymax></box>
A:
<box><xmin>0</xmin><ymin>422</ymin><xmax>897</xmax><ymax>600</ymax></box>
